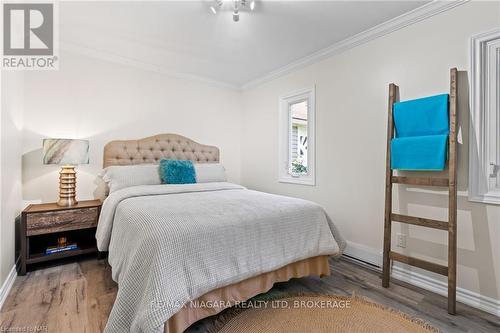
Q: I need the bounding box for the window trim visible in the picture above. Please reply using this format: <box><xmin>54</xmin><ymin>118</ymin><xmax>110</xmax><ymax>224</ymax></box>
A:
<box><xmin>469</xmin><ymin>29</ymin><xmax>500</xmax><ymax>205</ymax></box>
<box><xmin>278</xmin><ymin>86</ymin><xmax>316</xmax><ymax>186</ymax></box>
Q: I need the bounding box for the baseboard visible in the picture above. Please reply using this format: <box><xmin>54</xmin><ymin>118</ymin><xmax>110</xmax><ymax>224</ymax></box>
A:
<box><xmin>341</xmin><ymin>254</ymin><xmax>381</xmax><ymax>272</ymax></box>
<box><xmin>0</xmin><ymin>265</ymin><xmax>17</xmax><ymax>311</ymax></box>
<box><xmin>342</xmin><ymin>241</ymin><xmax>500</xmax><ymax>317</ymax></box>
<box><xmin>392</xmin><ymin>265</ymin><xmax>500</xmax><ymax>317</ymax></box>
<box><xmin>344</xmin><ymin>240</ymin><xmax>382</xmax><ymax>267</ymax></box>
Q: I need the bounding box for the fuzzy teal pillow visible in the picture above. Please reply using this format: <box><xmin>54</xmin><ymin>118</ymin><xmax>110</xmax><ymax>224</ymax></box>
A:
<box><xmin>159</xmin><ymin>159</ymin><xmax>196</xmax><ymax>184</ymax></box>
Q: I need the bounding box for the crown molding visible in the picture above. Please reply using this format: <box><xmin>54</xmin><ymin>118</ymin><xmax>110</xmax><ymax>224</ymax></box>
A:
<box><xmin>241</xmin><ymin>0</ymin><xmax>469</xmax><ymax>90</ymax></box>
<box><xmin>61</xmin><ymin>1</ymin><xmax>468</xmax><ymax>91</ymax></box>
<box><xmin>60</xmin><ymin>41</ymin><xmax>242</xmax><ymax>91</ymax></box>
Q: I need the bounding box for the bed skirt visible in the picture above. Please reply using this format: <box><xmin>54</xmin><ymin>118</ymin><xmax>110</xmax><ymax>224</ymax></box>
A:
<box><xmin>163</xmin><ymin>255</ymin><xmax>330</xmax><ymax>333</ymax></box>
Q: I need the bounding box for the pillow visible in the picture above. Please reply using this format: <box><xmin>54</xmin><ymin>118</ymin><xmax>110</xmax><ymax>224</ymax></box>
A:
<box><xmin>194</xmin><ymin>163</ymin><xmax>227</xmax><ymax>183</ymax></box>
<box><xmin>159</xmin><ymin>159</ymin><xmax>196</xmax><ymax>184</ymax></box>
<box><xmin>100</xmin><ymin>164</ymin><xmax>161</xmax><ymax>193</ymax></box>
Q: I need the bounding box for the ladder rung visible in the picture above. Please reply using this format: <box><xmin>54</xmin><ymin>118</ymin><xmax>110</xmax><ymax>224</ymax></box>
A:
<box><xmin>390</xmin><ymin>251</ymin><xmax>448</xmax><ymax>276</ymax></box>
<box><xmin>392</xmin><ymin>176</ymin><xmax>449</xmax><ymax>187</ymax></box>
<box><xmin>391</xmin><ymin>213</ymin><xmax>448</xmax><ymax>230</ymax></box>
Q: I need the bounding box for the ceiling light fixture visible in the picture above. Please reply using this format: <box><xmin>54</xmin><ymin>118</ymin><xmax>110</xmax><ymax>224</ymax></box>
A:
<box><xmin>209</xmin><ymin>0</ymin><xmax>255</xmax><ymax>22</ymax></box>
<box><xmin>210</xmin><ymin>0</ymin><xmax>223</xmax><ymax>14</ymax></box>
<box><xmin>233</xmin><ymin>8</ymin><xmax>239</xmax><ymax>22</ymax></box>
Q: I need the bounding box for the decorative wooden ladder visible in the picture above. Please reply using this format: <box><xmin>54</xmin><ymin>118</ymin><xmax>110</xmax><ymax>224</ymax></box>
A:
<box><xmin>382</xmin><ymin>68</ymin><xmax>458</xmax><ymax>315</ymax></box>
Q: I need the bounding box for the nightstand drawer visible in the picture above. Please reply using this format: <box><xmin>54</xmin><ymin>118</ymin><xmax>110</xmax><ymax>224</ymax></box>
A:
<box><xmin>26</xmin><ymin>207</ymin><xmax>99</xmax><ymax>236</ymax></box>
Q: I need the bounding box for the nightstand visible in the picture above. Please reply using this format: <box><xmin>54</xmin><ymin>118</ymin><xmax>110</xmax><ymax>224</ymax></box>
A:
<box><xmin>17</xmin><ymin>199</ymin><xmax>101</xmax><ymax>275</ymax></box>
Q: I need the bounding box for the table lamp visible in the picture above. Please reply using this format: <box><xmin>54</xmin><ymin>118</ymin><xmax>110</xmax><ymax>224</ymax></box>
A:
<box><xmin>42</xmin><ymin>138</ymin><xmax>89</xmax><ymax>207</ymax></box>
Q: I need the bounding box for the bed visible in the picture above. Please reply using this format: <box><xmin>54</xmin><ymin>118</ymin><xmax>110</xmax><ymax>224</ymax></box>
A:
<box><xmin>96</xmin><ymin>134</ymin><xmax>345</xmax><ymax>333</ymax></box>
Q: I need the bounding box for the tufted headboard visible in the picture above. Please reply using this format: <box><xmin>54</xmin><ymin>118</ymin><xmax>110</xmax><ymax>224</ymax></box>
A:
<box><xmin>102</xmin><ymin>134</ymin><xmax>219</xmax><ymax>168</ymax></box>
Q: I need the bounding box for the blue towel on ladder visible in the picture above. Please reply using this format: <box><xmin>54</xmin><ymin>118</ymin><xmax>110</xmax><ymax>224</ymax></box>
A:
<box><xmin>391</xmin><ymin>93</ymin><xmax>449</xmax><ymax>171</ymax></box>
<box><xmin>393</xmin><ymin>94</ymin><xmax>449</xmax><ymax>137</ymax></box>
<box><xmin>391</xmin><ymin>135</ymin><xmax>448</xmax><ymax>171</ymax></box>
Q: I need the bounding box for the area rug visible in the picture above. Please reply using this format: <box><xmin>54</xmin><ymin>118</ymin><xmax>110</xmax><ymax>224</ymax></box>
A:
<box><xmin>209</xmin><ymin>294</ymin><xmax>440</xmax><ymax>333</ymax></box>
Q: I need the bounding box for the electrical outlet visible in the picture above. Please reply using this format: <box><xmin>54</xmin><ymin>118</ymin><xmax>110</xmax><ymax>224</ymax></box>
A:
<box><xmin>397</xmin><ymin>233</ymin><xmax>407</xmax><ymax>248</ymax></box>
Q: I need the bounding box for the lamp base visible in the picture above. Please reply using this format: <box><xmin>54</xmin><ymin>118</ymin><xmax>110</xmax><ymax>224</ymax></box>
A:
<box><xmin>57</xmin><ymin>165</ymin><xmax>78</xmax><ymax>207</ymax></box>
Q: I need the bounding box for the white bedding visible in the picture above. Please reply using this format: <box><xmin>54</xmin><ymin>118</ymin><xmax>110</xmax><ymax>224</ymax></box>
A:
<box><xmin>96</xmin><ymin>182</ymin><xmax>345</xmax><ymax>333</ymax></box>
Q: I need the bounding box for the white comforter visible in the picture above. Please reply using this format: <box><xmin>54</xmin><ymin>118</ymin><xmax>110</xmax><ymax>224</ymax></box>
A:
<box><xmin>96</xmin><ymin>182</ymin><xmax>345</xmax><ymax>333</ymax></box>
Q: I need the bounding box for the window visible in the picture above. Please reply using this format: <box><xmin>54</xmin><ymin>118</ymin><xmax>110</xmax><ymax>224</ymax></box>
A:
<box><xmin>279</xmin><ymin>87</ymin><xmax>315</xmax><ymax>185</ymax></box>
<box><xmin>469</xmin><ymin>29</ymin><xmax>500</xmax><ymax>204</ymax></box>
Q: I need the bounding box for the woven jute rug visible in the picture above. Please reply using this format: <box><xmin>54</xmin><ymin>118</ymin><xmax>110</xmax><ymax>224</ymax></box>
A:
<box><xmin>209</xmin><ymin>294</ymin><xmax>440</xmax><ymax>333</ymax></box>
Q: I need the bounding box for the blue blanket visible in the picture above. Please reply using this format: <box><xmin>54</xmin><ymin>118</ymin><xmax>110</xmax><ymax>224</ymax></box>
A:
<box><xmin>391</xmin><ymin>93</ymin><xmax>449</xmax><ymax>171</ymax></box>
<box><xmin>391</xmin><ymin>135</ymin><xmax>448</xmax><ymax>171</ymax></box>
<box><xmin>393</xmin><ymin>93</ymin><xmax>449</xmax><ymax>137</ymax></box>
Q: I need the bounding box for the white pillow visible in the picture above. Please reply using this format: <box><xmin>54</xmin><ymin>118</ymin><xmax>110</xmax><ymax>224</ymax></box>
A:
<box><xmin>194</xmin><ymin>163</ymin><xmax>227</xmax><ymax>183</ymax></box>
<box><xmin>100</xmin><ymin>165</ymin><xmax>161</xmax><ymax>193</ymax></box>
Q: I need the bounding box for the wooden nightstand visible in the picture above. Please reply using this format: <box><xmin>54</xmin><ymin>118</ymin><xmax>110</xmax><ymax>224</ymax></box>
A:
<box><xmin>17</xmin><ymin>199</ymin><xmax>101</xmax><ymax>275</ymax></box>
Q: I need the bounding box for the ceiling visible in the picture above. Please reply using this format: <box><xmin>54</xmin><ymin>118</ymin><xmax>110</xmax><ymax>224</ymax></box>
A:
<box><xmin>60</xmin><ymin>1</ymin><xmax>429</xmax><ymax>88</ymax></box>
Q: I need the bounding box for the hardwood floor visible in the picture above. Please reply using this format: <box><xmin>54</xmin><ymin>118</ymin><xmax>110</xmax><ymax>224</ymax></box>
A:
<box><xmin>1</xmin><ymin>256</ymin><xmax>498</xmax><ymax>333</ymax></box>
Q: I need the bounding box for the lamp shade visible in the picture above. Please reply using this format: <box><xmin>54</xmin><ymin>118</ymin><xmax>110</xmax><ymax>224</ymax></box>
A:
<box><xmin>43</xmin><ymin>139</ymin><xmax>89</xmax><ymax>165</ymax></box>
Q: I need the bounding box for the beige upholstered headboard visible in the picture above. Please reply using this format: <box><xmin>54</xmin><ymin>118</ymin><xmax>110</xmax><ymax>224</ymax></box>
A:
<box><xmin>103</xmin><ymin>134</ymin><xmax>219</xmax><ymax>168</ymax></box>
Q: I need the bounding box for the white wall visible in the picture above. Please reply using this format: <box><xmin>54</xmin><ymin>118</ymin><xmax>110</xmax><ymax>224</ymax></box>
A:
<box><xmin>241</xmin><ymin>1</ymin><xmax>500</xmax><ymax>305</ymax></box>
<box><xmin>22</xmin><ymin>51</ymin><xmax>242</xmax><ymax>202</ymax></box>
<box><xmin>0</xmin><ymin>71</ymin><xmax>24</xmax><ymax>285</ymax></box>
